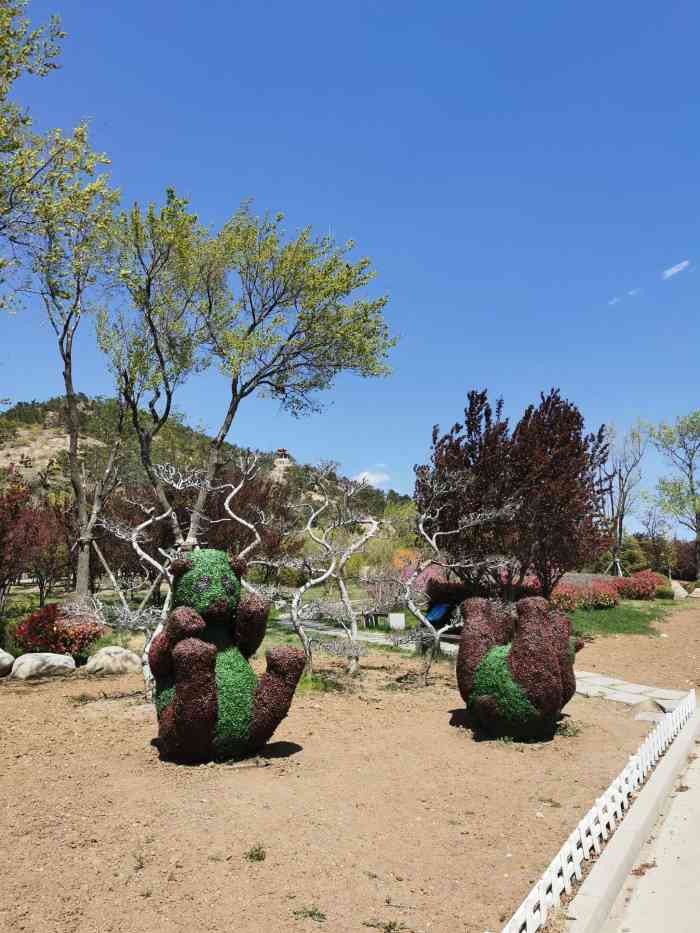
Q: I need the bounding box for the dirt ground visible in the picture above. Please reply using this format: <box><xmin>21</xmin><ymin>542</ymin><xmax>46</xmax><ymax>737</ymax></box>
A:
<box><xmin>578</xmin><ymin>599</ymin><xmax>700</xmax><ymax>692</ymax></box>
<box><xmin>1</xmin><ymin>652</ymin><xmax>651</xmax><ymax>933</ymax></box>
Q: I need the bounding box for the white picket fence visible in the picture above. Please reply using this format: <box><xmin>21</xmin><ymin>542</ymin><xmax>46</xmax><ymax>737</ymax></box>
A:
<box><xmin>496</xmin><ymin>689</ymin><xmax>697</xmax><ymax>933</ymax></box>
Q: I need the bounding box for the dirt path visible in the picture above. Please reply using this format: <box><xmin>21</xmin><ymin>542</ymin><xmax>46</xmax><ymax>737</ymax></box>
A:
<box><xmin>577</xmin><ymin>600</ymin><xmax>700</xmax><ymax>693</ymax></box>
<box><xmin>0</xmin><ymin>655</ymin><xmax>650</xmax><ymax>933</ymax></box>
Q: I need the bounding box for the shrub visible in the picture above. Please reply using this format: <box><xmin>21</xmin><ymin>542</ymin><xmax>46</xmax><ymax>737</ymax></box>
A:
<box><xmin>581</xmin><ymin>580</ymin><xmax>619</xmax><ymax>609</ymax></box>
<box><xmin>550</xmin><ymin>583</ymin><xmax>580</xmax><ymax>612</ymax></box>
<box><xmin>14</xmin><ymin>603</ymin><xmax>105</xmax><ymax>662</ymax></box>
<box><xmin>655</xmin><ymin>586</ymin><xmax>675</xmax><ymax>601</ymax></box>
<box><xmin>550</xmin><ymin>579</ymin><xmax>619</xmax><ymax>611</ymax></box>
<box><xmin>613</xmin><ymin>570</ymin><xmax>666</xmax><ymax>601</ymax></box>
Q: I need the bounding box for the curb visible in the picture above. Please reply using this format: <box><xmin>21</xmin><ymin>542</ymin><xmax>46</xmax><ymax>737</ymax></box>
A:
<box><xmin>565</xmin><ymin>709</ymin><xmax>700</xmax><ymax>933</ymax></box>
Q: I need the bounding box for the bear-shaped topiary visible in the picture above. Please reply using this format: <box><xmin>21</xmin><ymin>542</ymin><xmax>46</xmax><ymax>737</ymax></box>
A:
<box><xmin>456</xmin><ymin>596</ymin><xmax>583</xmax><ymax>738</ymax></box>
<box><xmin>148</xmin><ymin>548</ymin><xmax>305</xmax><ymax>763</ymax></box>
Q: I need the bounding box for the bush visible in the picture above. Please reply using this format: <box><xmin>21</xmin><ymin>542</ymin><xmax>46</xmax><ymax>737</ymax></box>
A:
<box><xmin>550</xmin><ymin>583</ymin><xmax>580</xmax><ymax>612</ymax></box>
<box><xmin>581</xmin><ymin>580</ymin><xmax>620</xmax><ymax>609</ymax></box>
<box><xmin>613</xmin><ymin>570</ymin><xmax>666</xmax><ymax>601</ymax></box>
<box><xmin>14</xmin><ymin>603</ymin><xmax>105</xmax><ymax>663</ymax></box>
<box><xmin>550</xmin><ymin>580</ymin><xmax>619</xmax><ymax>611</ymax></box>
<box><xmin>655</xmin><ymin>586</ymin><xmax>675</xmax><ymax>601</ymax></box>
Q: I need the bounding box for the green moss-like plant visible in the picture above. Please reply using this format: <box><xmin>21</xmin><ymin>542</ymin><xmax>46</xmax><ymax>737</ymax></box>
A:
<box><xmin>155</xmin><ymin>685</ymin><xmax>175</xmax><ymax>716</ymax></box>
<box><xmin>172</xmin><ymin>549</ymin><xmax>241</xmax><ymax>618</ymax></box>
<box><xmin>468</xmin><ymin>645</ymin><xmax>538</xmax><ymax>723</ymax></box>
<box><xmin>213</xmin><ymin>647</ymin><xmax>257</xmax><ymax>759</ymax></box>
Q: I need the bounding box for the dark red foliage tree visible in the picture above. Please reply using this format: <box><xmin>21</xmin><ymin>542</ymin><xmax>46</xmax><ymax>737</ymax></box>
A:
<box><xmin>13</xmin><ymin>504</ymin><xmax>70</xmax><ymax>606</ymax></box>
<box><xmin>0</xmin><ymin>466</ymin><xmax>32</xmax><ymax>616</ymax></box>
<box><xmin>414</xmin><ymin>390</ymin><xmax>518</xmax><ymax>593</ymax></box>
<box><xmin>415</xmin><ymin>389</ymin><xmax>610</xmax><ymax>598</ymax></box>
<box><xmin>509</xmin><ymin>390</ymin><xmax>610</xmax><ymax>596</ymax></box>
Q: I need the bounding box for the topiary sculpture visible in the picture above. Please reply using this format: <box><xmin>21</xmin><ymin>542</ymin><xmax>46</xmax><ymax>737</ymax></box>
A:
<box><xmin>148</xmin><ymin>548</ymin><xmax>305</xmax><ymax>763</ymax></box>
<box><xmin>456</xmin><ymin>596</ymin><xmax>583</xmax><ymax>738</ymax></box>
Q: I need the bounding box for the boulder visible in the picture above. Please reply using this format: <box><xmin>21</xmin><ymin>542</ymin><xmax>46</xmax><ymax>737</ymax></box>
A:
<box><xmin>11</xmin><ymin>652</ymin><xmax>75</xmax><ymax>680</ymax></box>
<box><xmin>0</xmin><ymin>648</ymin><xmax>14</xmax><ymax>677</ymax></box>
<box><xmin>85</xmin><ymin>645</ymin><xmax>142</xmax><ymax>675</ymax></box>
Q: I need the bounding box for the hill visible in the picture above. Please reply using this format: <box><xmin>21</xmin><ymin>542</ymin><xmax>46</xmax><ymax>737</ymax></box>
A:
<box><xmin>0</xmin><ymin>396</ymin><xmax>411</xmax><ymax>517</ymax></box>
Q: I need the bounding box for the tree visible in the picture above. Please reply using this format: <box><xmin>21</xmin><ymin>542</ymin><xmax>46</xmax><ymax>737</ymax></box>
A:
<box><xmin>13</xmin><ymin>502</ymin><xmax>69</xmax><ymax>605</ymax></box>
<box><xmin>22</xmin><ymin>138</ymin><xmax>122</xmax><ymax>596</ymax></box>
<box><xmin>414</xmin><ymin>389</ymin><xmax>519</xmax><ymax>594</ymax></box>
<box><xmin>651</xmin><ymin>413</ymin><xmax>700</xmax><ymax>581</ymax></box>
<box><xmin>511</xmin><ymin>390</ymin><xmax>609</xmax><ymax>596</ymax></box>
<box><xmin>635</xmin><ymin>505</ymin><xmax>674</xmax><ymax>576</ymax></box>
<box><xmin>99</xmin><ymin>200</ymin><xmax>395</xmax><ymax>550</ymax></box>
<box><xmin>599</xmin><ymin>423</ymin><xmax>648</xmax><ymax>575</ymax></box>
<box><xmin>0</xmin><ymin>465</ymin><xmax>31</xmax><ymax>618</ymax></box>
<box><xmin>415</xmin><ymin>388</ymin><xmax>609</xmax><ymax>598</ymax></box>
<box><xmin>0</xmin><ymin>1</ymin><xmax>100</xmax><ymax>312</ymax></box>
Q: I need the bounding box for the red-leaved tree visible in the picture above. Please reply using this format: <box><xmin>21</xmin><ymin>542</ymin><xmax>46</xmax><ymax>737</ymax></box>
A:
<box><xmin>415</xmin><ymin>388</ymin><xmax>610</xmax><ymax>598</ymax></box>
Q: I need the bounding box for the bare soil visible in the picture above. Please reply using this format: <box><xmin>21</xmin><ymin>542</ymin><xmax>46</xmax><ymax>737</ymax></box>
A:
<box><xmin>0</xmin><ymin>653</ymin><xmax>650</xmax><ymax>933</ymax></box>
<box><xmin>578</xmin><ymin>599</ymin><xmax>700</xmax><ymax>692</ymax></box>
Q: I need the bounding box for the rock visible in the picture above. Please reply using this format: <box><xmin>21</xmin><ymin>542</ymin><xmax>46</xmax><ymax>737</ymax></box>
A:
<box><xmin>671</xmin><ymin>580</ymin><xmax>689</xmax><ymax>600</ymax></box>
<box><xmin>85</xmin><ymin>645</ymin><xmax>142</xmax><ymax>675</ymax></box>
<box><xmin>0</xmin><ymin>648</ymin><xmax>14</xmax><ymax>676</ymax></box>
<box><xmin>11</xmin><ymin>652</ymin><xmax>76</xmax><ymax>680</ymax></box>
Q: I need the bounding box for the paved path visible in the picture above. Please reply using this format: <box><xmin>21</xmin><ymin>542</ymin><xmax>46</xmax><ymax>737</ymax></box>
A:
<box><xmin>602</xmin><ymin>747</ymin><xmax>700</xmax><ymax>933</ymax></box>
<box><xmin>574</xmin><ymin>671</ymin><xmax>688</xmax><ymax>713</ymax></box>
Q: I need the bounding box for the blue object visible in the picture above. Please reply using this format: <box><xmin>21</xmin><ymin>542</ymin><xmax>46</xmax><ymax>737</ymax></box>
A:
<box><xmin>426</xmin><ymin>603</ymin><xmax>450</xmax><ymax>623</ymax></box>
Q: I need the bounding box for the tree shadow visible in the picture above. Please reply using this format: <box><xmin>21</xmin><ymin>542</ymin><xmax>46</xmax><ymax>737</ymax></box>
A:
<box><xmin>260</xmin><ymin>740</ymin><xmax>303</xmax><ymax>760</ymax></box>
<box><xmin>448</xmin><ymin>707</ymin><xmax>559</xmax><ymax>743</ymax></box>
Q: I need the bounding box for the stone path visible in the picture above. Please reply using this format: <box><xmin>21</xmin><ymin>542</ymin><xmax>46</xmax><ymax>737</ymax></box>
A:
<box><xmin>575</xmin><ymin>670</ymin><xmax>689</xmax><ymax>714</ymax></box>
<box><xmin>602</xmin><ymin>724</ymin><xmax>700</xmax><ymax>933</ymax></box>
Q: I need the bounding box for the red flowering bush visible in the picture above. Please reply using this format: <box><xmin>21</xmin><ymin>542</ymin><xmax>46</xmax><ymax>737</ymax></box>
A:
<box><xmin>550</xmin><ymin>579</ymin><xmax>620</xmax><ymax>611</ymax></box>
<box><xmin>581</xmin><ymin>580</ymin><xmax>619</xmax><ymax>609</ymax></box>
<box><xmin>550</xmin><ymin>583</ymin><xmax>580</xmax><ymax>612</ymax></box>
<box><xmin>15</xmin><ymin>603</ymin><xmax>105</xmax><ymax>662</ymax></box>
<box><xmin>613</xmin><ymin>570</ymin><xmax>666</xmax><ymax>601</ymax></box>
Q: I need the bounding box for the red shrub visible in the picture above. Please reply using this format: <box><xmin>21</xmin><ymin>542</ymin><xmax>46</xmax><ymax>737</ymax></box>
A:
<box><xmin>613</xmin><ymin>570</ymin><xmax>666</xmax><ymax>601</ymax></box>
<box><xmin>15</xmin><ymin>603</ymin><xmax>105</xmax><ymax>661</ymax></box>
<box><xmin>581</xmin><ymin>580</ymin><xmax>619</xmax><ymax>609</ymax></box>
<box><xmin>550</xmin><ymin>579</ymin><xmax>620</xmax><ymax>611</ymax></box>
<box><xmin>550</xmin><ymin>583</ymin><xmax>580</xmax><ymax>612</ymax></box>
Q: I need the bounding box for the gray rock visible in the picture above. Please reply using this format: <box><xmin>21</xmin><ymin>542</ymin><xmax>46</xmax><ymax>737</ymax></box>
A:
<box><xmin>0</xmin><ymin>648</ymin><xmax>14</xmax><ymax>676</ymax></box>
<box><xmin>85</xmin><ymin>645</ymin><xmax>142</xmax><ymax>675</ymax></box>
<box><xmin>11</xmin><ymin>652</ymin><xmax>76</xmax><ymax>680</ymax></box>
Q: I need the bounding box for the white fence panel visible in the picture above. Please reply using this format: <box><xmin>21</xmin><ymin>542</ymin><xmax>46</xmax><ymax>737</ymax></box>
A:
<box><xmin>494</xmin><ymin>690</ymin><xmax>696</xmax><ymax>933</ymax></box>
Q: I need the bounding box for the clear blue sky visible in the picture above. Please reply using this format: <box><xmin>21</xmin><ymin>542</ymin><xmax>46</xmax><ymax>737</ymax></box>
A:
<box><xmin>2</xmin><ymin>1</ymin><xmax>698</xmax><ymax>515</ymax></box>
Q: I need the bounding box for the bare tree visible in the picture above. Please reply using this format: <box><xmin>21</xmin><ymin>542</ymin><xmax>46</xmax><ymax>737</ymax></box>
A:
<box><xmin>600</xmin><ymin>423</ymin><xmax>648</xmax><ymax>575</ymax></box>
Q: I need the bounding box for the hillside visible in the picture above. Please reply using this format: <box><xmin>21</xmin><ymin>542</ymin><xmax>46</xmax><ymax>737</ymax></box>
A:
<box><xmin>0</xmin><ymin>396</ymin><xmax>411</xmax><ymax>516</ymax></box>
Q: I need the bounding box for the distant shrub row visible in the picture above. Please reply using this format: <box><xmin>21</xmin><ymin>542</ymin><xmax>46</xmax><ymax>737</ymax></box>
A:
<box><xmin>551</xmin><ymin>570</ymin><xmax>671</xmax><ymax>611</ymax></box>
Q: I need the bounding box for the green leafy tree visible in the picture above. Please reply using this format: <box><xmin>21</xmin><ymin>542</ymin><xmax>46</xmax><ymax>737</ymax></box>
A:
<box><xmin>23</xmin><ymin>133</ymin><xmax>120</xmax><ymax>595</ymax></box>
<box><xmin>0</xmin><ymin>1</ymin><xmax>100</xmax><ymax>312</ymax></box>
<box><xmin>651</xmin><ymin>412</ymin><xmax>700</xmax><ymax>580</ymax></box>
<box><xmin>100</xmin><ymin>199</ymin><xmax>395</xmax><ymax>549</ymax></box>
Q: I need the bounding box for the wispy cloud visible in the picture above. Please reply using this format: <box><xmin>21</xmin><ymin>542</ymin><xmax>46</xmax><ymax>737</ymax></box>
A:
<box><xmin>608</xmin><ymin>297</ymin><xmax>620</xmax><ymax>306</ymax></box>
<box><xmin>627</xmin><ymin>288</ymin><xmax>642</xmax><ymax>297</ymax></box>
<box><xmin>662</xmin><ymin>259</ymin><xmax>690</xmax><ymax>280</ymax></box>
<box><xmin>354</xmin><ymin>469</ymin><xmax>391</xmax><ymax>488</ymax></box>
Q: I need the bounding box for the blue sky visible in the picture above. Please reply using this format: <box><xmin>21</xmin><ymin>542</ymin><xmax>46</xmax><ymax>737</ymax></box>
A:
<box><xmin>1</xmin><ymin>1</ymin><xmax>699</xmax><ymax>520</ymax></box>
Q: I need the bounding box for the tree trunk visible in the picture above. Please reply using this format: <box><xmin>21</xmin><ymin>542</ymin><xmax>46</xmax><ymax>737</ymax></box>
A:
<box><xmin>186</xmin><ymin>387</ymin><xmax>241</xmax><ymax>547</ymax></box>
<box><xmin>75</xmin><ymin>541</ymin><xmax>91</xmax><ymax>597</ymax></box>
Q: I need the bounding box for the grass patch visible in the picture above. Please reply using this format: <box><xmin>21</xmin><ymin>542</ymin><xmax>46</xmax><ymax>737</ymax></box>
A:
<box><xmin>293</xmin><ymin>905</ymin><xmax>326</xmax><ymax>923</ymax></box>
<box><xmin>570</xmin><ymin>600</ymin><xmax>671</xmax><ymax>638</ymax></box>
<box><xmin>244</xmin><ymin>843</ymin><xmax>266</xmax><ymax>862</ymax></box>
<box><xmin>296</xmin><ymin>672</ymin><xmax>344</xmax><ymax>694</ymax></box>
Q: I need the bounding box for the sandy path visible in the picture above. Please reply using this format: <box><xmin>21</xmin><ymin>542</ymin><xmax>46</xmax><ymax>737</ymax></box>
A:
<box><xmin>576</xmin><ymin>600</ymin><xmax>700</xmax><ymax>693</ymax></box>
<box><xmin>0</xmin><ymin>654</ymin><xmax>650</xmax><ymax>933</ymax></box>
